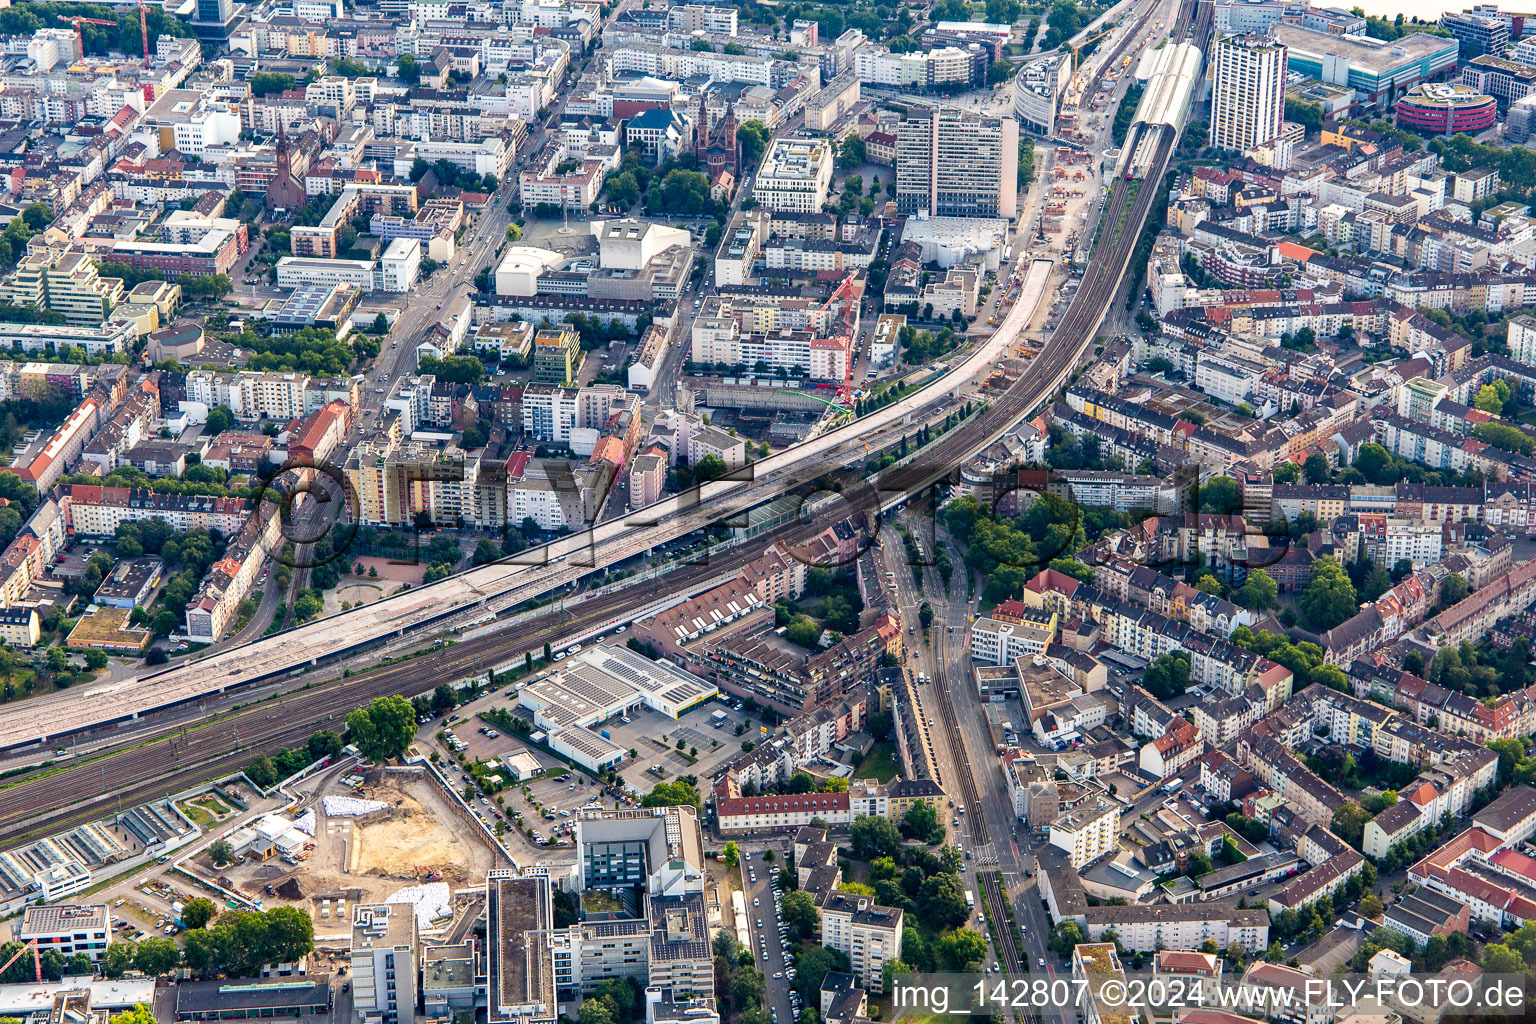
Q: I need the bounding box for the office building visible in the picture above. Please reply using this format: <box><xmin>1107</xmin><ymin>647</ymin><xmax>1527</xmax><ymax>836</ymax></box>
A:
<box><xmin>190</xmin><ymin>0</ymin><xmax>239</xmax><ymax>40</ymax></box>
<box><xmin>19</xmin><ymin>904</ymin><xmax>112</xmax><ymax>961</ymax></box>
<box><xmin>533</xmin><ymin>328</ymin><xmax>583</xmax><ymax>385</ymax></box>
<box><xmin>1271</xmin><ymin>24</ymin><xmax>1458</xmax><ymax>109</ymax></box>
<box><xmin>486</xmin><ymin>870</ymin><xmax>558</xmax><ymax>1024</ymax></box>
<box><xmin>352</xmin><ymin>904</ymin><xmax>418</xmax><ymax>1024</ymax></box>
<box><xmin>1395</xmin><ymin>82</ymin><xmax>1498</xmax><ymax>136</ymax></box>
<box><xmin>175</xmin><ymin>977</ymin><xmax>334</xmax><ymax>1020</ymax></box>
<box><xmin>895</xmin><ymin>106</ymin><xmax>1018</xmax><ymax>220</ymax></box>
<box><xmin>0</xmin><ymin>250</ymin><xmax>124</xmax><ymax>328</ymax></box>
<box><xmin>751</xmin><ymin>139</ymin><xmax>834</xmax><ymax>213</ymax></box>
<box><xmin>577</xmin><ymin>806</ymin><xmax>706</xmax><ymax>899</ymax></box>
<box><xmin>1211</xmin><ymin>34</ymin><xmax>1287</xmax><ymax>152</ymax></box>
<box><xmin>1441</xmin><ymin>10</ymin><xmax>1509</xmax><ymax>59</ymax></box>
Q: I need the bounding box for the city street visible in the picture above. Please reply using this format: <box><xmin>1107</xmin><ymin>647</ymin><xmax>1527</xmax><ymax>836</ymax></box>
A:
<box><xmin>740</xmin><ymin>848</ymin><xmax>798</xmax><ymax>1024</ymax></box>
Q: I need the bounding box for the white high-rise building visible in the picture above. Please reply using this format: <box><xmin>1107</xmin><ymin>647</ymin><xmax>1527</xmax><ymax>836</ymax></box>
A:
<box><xmin>1210</xmin><ymin>34</ymin><xmax>1287</xmax><ymax>153</ymax></box>
<box><xmin>895</xmin><ymin>105</ymin><xmax>1019</xmax><ymax>220</ymax></box>
<box><xmin>1509</xmin><ymin>314</ymin><xmax>1536</xmax><ymax>366</ymax></box>
<box><xmin>351</xmin><ymin>904</ymin><xmax>418</xmax><ymax>1024</ymax></box>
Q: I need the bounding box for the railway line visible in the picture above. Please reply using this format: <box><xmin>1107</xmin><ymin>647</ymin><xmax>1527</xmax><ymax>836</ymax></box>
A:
<box><xmin>3</xmin><ymin>2</ymin><xmax>1195</xmax><ymax>846</ymax></box>
<box><xmin>0</xmin><ymin>530</ymin><xmax>767</xmax><ymax>845</ymax></box>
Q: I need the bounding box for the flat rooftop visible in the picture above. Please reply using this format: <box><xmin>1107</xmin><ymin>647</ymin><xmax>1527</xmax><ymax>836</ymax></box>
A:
<box><xmin>1270</xmin><ymin>24</ymin><xmax>1456</xmax><ymax>72</ymax></box>
<box><xmin>20</xmin><ymin>904</ymin><xmax>108</xmax><ymax>935</ymax></box>
<box><xmin>65</xmin><ymin>606</ymin><xmax>151</xmax><ymax>651</ymax></box>
<box><xmin>489</xmin><ymin>873</ymin><xmax>556</xmax><ymax>1024</ymax></box>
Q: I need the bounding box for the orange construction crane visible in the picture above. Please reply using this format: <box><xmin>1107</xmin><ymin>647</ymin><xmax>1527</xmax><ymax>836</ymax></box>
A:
<box><xmin>0</xmin><ymin>938</ymin><xmax>41</xmax><ymax>984</ymax></box>
<box><xmin>1068</xmin><ymin>25</ymin><xmax>1117</xmax><ymax>92</ymax></box>
<box><xmin>136</xmin><ymin>0</ymin><xmax>151</xmax><ymax>67</ymax></box>
<box><xmin>58</xmin><ymin>15</ymin><xmax>117</xmax><ymax>60</ymax></box>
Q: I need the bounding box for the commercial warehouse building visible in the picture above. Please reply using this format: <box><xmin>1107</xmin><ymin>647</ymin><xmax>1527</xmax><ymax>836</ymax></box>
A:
<box><xmin>1271</xmin><ymin>24</ymin><xmax>1458</xmax><ymax>108</ymax></box>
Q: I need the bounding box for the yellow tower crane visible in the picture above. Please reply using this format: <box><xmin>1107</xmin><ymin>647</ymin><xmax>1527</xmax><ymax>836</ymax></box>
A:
<box><xmin>1069</xmin><ymin>25</ymin><xmax>1119</xmax><ymax>92</ymax></box>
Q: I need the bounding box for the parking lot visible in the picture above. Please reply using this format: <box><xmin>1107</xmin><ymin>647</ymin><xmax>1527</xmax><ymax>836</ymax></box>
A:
<box><xmin>608</xmin><ymin>700</ymin><xmax>767</xmax><ymax>791</ymax></box>
<box><xmin>424</xmin><ymin>678</ymin><xmax>766</xmax><ymax>848</ymax></box>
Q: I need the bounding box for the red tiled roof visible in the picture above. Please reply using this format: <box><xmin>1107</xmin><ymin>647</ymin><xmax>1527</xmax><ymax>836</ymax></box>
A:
<box><xmin>716</xmin><ymin>792</ymin><xmax>850</xmax><ymax>819</ymax></box>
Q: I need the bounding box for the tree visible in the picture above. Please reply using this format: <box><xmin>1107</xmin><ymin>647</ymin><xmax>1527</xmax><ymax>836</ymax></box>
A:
<box><xmin>722</xmin><ymin>841</ymin><xmax>740</xmax><ymax>867</ymax></box>
<box><xmin>345</xmin><ymin>694</ymin><xmax>417</xmax><ymax>762</ymax></box>
<box><xmin>792</xmin><ymin>947</ymin><xmax>851</xmax><ymax>1003</ymax></box>
<box><xmin>1331</xmin><ymin>801</ymin><xmax>1372</xmax><ymax>850</ymax></box>
<box><xmin>205</xmin><ymin>406</ymin><xmax>234</xmax><ymax>434</ymax></box>
<box><xmin>593</xmin><ymin>980</ymin><xmax>638</xmax><ymax>1023</ymax></box>
<box><xmin>209</xmin><ymin>837</ymin><xmax>234</xmax><ymax>866</ymax></box>
<box><xmin>111</xmin><ymin>1007</ymin><xmax>158</xmax><ymax>1024</ymax></box>
<box><xmin>785</xmin><ymin>617</ymin><xmax>823</xmax><ymax>648</ymax></box>
<box><xmin>1304</xmin><ymin>452</ymin><xmax>1332</xmax><ymax>484</ymax></box>
<box><xmin>642</xmin><ymin>779</ymin><xmax>702</xmax><ymax>810</ymax></box>
<box><xmin>1235</xmin><ymin>569</ymin><xmax>1279</xmax><ymax>611</ymax></box>
<box><xmin>432</xmin><ymin>683</ymin><xmax>457</xmax><ymax>715</ymax></box>
<box><xmin>134</xmin><ymin>936</ymin><xmax>182</xmax><ymax>976</ymax></box>
<box><xmin>84</xmin><ymin>647</ymin><xmax>108</xmax><ymax>671</ymax></box>
<box><xmin>250</xmin><ymin>72</ymin><xmax>296</xmax><ymax>96</ymax></box>
<box><xmin>737</xmin><ymin>120</ymin><xmax>771</xmax><ymax>169</ymax></box>
<box><xmin>1484</xmin><ymin>942</ymin><xmax>1526</xmax><ymax>975</ymax></box>
<box><xmin>693</xmin><ymin>453</ymin><xmax>730</xmax><ymax>483</ymax></box>
<box><xmin>103</xmin><ymin>941</ymin><xmax>138</xmax><ymax>979</ymax></box>
<box><xmin>1360</xmin><ymin>893</ymin><xmax>1383</xmax><ymax>918</ymax></box>
<box><xmin>1050</xmin><ymin>920</ymin><xmax>1085</xmax><ymax>955</ymax></box>
<box><xmin>396</xmin><ymin>54</ymin><xmax>421</xmax><ymax>84</ymax></box>
<box><xmin>182</xmin><ymin>898</ymin><xmax>218</xmax><ymax>930</ymax></box>
<box><xmin>919</xmin><ymin>603</ymin><xmax>934</xmax><ymax>629</ymax></box>
<box><xmin>308</xmin><ymin>730</ymin><xmax>342</xmax><ymax>760</ymax></box>
<box><xmin>1354</xmin><ymin>443</ymin><xmax>1390</xmax><ymax>484</ymax></box>
<box><xmin>649</xmin><ymin>169</ymin><xmax>714</xmax><ymax>216</ymax></box>
<box><xmin>901</xmin><ymin>801</ymin><xmax>945</xmax><ymax>844</ymax></box>
<box><xmin>850</xmin><ymin>815</ymin><xmax>903</xmax><ymax>860</ymax></box>
<box><xmin>1301</xmin><ymin>556</ymin><xmax>1358</xmax><ymax>631</ymax></box>
<box><xmin>781</xmin><ymin>890</ymin><xmax>819</xmax><ymax>938</ymax></box>
<box><xmin>1474</xmin><ymin>421</ymin><xmax>1536</xmax><ymax>456</ymax></box>
<box><xmin>1143</xmin><ymin>653</ymin><xmax>1191</xmax><ymax>701</ymax></box>
<box><xmin>935</xmin><ymin>929</ymin><xmax>989</xmax><ymax>972</ymax></box>
<box><xmin>917</xmin><ymin>872</ymin><xmax>970</xmax><ymax>931</ymax></box>
<box><xmin>579</xmin><ymin>998</ymin><xmax>616</xmax><ymax>1024</ymax></box>
<box><xmin>1441</xmin><ymin>573</ymin><xmax>1470</xmax><ymax>608</ymax></box>
<box><xmin>837</xmin><ymin>135</ymin><xmax>866</xmax><ymax>171</ymax></box>
<box><xmin>1475</xmin><ymin>384</ymin><xmax>1507</xmax><ymax>413</ymax></box>
<box><xmin>1195</xmin><ymin>576</ymin><xmax>1224</xmax><ymax>596</ymax></box>
<box><xmin>1198</xmin><ymin>476</ymin><xmax>1240</xmax><ymax>514</ymax></box>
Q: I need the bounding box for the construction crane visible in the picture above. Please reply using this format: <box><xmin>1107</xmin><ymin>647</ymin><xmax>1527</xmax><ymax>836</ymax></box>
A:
<box><xmin>1068</xmin><ymin>24</ymin><xmax>1118</xmax><ymax>92</ymax></box>
<box><xmin>815</xmin><ymin>274</ymin><xmax>859</xmax><ymax>409</ymax></box>
<box><xmin>136</xmin><ymin>0</ymin><xmax>151</xmax><ymax>67</ymax></box>
<box><xmin>0</xmin><ymin>939</ymin><xmax>41</xmax><ymax>984</ymax></box>
<box><xmin>58</xmin><ymin>15</ymin><xmax>118</xmax><ymax>61</ymax></box>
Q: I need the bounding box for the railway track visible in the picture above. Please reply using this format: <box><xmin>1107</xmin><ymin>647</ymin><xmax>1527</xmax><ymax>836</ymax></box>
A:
<box><xmin>6</xmin><ymin>16</ymin><xmax>1190</xmax><ymax>847</ymax></box>
<box><xmin>0</xmin><ymin>540</ymin><xmax>752</xmax><ymax>845</ymax></box>
<box><xmin>1084</xmin><ymin>0</ymin><xmax>1164</xmax><ymax>100</ymax></box>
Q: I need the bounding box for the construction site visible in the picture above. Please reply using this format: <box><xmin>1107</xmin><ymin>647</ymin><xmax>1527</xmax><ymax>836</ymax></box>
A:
<box><xmin>193</xmin><ymin>767</ymin><xmax>500</xmax><ymax>936</ymax></box>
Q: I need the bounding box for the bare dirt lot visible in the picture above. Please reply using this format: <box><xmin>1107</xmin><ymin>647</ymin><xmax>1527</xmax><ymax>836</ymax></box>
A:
<box><xmin>220</xmin><ymin>771</ymin><xmax>496</xmax><ymax>924</ymax></box>
<box><xmin>351</xmin><ymin>777</ymin><xmax>492</xmax><ymax>886</ymax></box>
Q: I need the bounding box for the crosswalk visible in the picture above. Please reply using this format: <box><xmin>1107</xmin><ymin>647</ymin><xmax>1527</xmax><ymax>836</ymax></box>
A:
<box><xmin>973</xmin><ymin>842</ymin><xmax>998</xmax><ymax>866</ymax></box>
